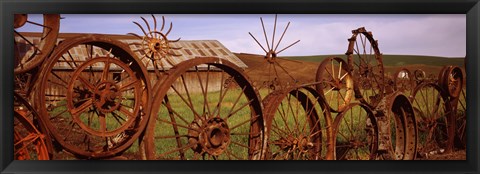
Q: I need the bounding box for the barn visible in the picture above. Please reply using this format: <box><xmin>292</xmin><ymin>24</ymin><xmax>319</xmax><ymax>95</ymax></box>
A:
<box><xmin>15</xmin><ymin>33</ymin><xmax>248</xmax><ymax>95</ymax></box>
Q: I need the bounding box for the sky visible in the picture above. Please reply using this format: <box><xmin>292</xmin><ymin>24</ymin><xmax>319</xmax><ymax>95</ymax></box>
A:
<box><xmin>18</xmin><ymin>14</ymin><xmax>466</xmax><ymax>57</ymax></box>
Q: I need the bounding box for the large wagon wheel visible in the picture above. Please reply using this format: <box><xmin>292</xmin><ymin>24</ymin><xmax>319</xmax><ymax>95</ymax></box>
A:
<box><xmin>35</xmin><ymin>34</ymin><xmax>151</xmax><ymax>159</ymax></box>
<box><xmin>409</xmin><ymin>82</ymin><xmax>453</xmax><ymax>157</ymax></box>
<box><xmin>14</xmin><ymin>14</ymin><xmax>60</xmax><ymax>74</ymax></box>
<box><xmin>263</xmin><ymin>86</ymin><xmax>333</xmax><ymax>160</ymax></box>
<box><xmin>393</xmin><ymin>68</ymin><xmax>414</xmax><ymax>95</ymax></box>
<box><xmin>346</xmin><ymin>27</ymin><xmax>385</xmax><ymax>108</ymax></box>
<box><xmin>144</xmin><ymin>57</ymin><xmax>265</xmax><ymax>160</ymax></box>
<box><xmin>316</xmin><ymin>57</ymin><xmax>354</xmax><ymax>113</ymax></box>
<box><xmin>332</xmin><ymin>103</ymin><xmax>379</xmax><ymax>160</ymax></box>
<box><xmin>14</xmin><ymin>92</ymin><xmax>50</xmax><ymax>160</ymax></box>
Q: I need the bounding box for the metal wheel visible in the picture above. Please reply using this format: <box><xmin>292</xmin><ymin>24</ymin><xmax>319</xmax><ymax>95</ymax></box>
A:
<box><xmin>35</xmin><ymin>34</ymin><xmax>151</xmax><ymax>159</ymax></box>
<box><xmin>393</xmin><ymin>68</ymin><xmax>414</xmax><ymax>94</ymax></box>
<box><xmin>248</xmin><ymin>14</ymin><xmax>301</xmax><ymax>94</ymax></box>
<box><xmin>316</xmin><ymin>57</ymin><xmax>354</xmax><ymax>113</ymax></box>
<box><xmin>413</xmin><ymin>69</ymin><xmax>426</xmax><ymax>85</ymax></box>
<box><xmin>439</xmin><ymin>66</ymin><xmax>463</xmax><ymax>98</ymax></box>
<box><xmin>444</xmin><ymin>67</ymin><xmax>466</xmax><ymax>149</ymax></box>
<box><xmin>128</xmin><ymin>15</ymin><xmax>182</xmax><ymax>78</ymax></box>
<box><xmin>14</xmin><ymin>92</ymin><xmax>50</xmax><ymax>160</ymax></box>
<box><xmin>375</xmin><ymin>93</ymin><xmax>417</xmax><ymax>160</ymax></box>
<box><xmin>263</xmin><ymin>86</ymin><xmax>333</xmax><ymax>160</ymax></box>
<box><xmin>14</xmin><ymin>14</ymin><xmax>60</xmax><ymax>74</ymax></box>
<box><xmin>145</xmin><ymin>57</ymin><xmax>265</xmax><ymax>160</ymax></box>
<box><xmin>346</xmin><ymin>27</ymin><xmax>385</xmax><ymax>108</ymax></box>
<box><xmin>409</xmin><ymin>82</ymin><xmax>453</xmax><ymax>156</ymax></box>
<box><xmin>453</xmin><ymin>87</ymin><xmax>466</xmax><ymax>148</ymax></box>
<box><xmin>332</xmin><ymin>103</ymin><xmax>379</xmax><ymax>160</ymax></box>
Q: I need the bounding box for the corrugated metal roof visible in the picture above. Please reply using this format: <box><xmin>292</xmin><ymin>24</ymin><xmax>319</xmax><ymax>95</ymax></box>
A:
<box><xmin>16</xmin><ymin>32</ymin><xmax>248</xmax><ymax>70</ymax></box>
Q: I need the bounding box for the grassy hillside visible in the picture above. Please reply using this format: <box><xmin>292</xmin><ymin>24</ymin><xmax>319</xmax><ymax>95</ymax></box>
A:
<box><xmin>235</xmin><ymin>53</ymin><xmax>465</xmax><ymax>89</ymax></box>
<box><xmin>279</xmin><ymin>54</ymin><xmax>465</xmax><ymax>67</ymax></box>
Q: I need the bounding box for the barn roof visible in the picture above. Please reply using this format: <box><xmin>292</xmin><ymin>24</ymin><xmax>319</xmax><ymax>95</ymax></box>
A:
<box><xmin>16</xmin><ymin>32</ymin><xmax>248</xmax><ymax>70</ymax></box>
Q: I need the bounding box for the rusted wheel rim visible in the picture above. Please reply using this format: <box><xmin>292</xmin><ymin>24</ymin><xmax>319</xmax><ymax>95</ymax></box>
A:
<box><xmin>385</xmin><ymin>93</ymin><xmax>417</xmax><ymax>160</ymax></box>
<box><xmin>414</xmin><ymin>69</ymin><xmax>426</xmax><ymax>84</ymax></box>
<box><xmin>316</xmin><ymin>57</ymin><xmax>354</xmax><ymax>113</ymax></box>
<box><xmin>440</xmin><ymin>66</ymin><xmax>463</xmax><ymax>98</ymax></box>
<box><xmin>346</xmin><ymin>27</ymin><xmax>385</xmax><ymax>109</ymax></box>
<box><xmin>14</xmin><ymin>14</ymin><xmax>60</xmax><ymax>74</ymax></box>
<box><xmin>145</xmin><ymin>57</ymin><xmax>264</xmax><ymax>160</ymax></box>
<box><xmin>454</xmin><ymin>87</ymin><xmax>466</xmax><ymax>148</ymax></box>
<box><xmin>332</xmin><ymin>103</ymin><xmax>378</xmax><ymax>160</ymax></box>
<box><xmin>263</xmin><ymin>86</ymin><xmax>333</xmax><ymax>160</ymax></box>
<box><xmin>35</xmin><ymin>34</ymin><xmax>151</xmax><ymax>159</ymax></box>
<box><xmin>14</xmin><ymin>92</ymin><xmax>50</xmax><ymax>160</ymax></box>
<box><xmin>14</xmin><ymin>111</ymin><xmax>50</xmax><ymax>160</ymax></box>
<box><xmin>393</xmin><ymin>68</ymin><xmax>414</xmax><ymax>94</ymax></box>
<box><xmin>409</xmin><ymin>82</ymin><xmax>453</xmax><ymax>156</ymax></box>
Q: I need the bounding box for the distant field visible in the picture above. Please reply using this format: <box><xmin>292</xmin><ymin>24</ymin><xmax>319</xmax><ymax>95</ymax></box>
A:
<box><xmin>279</xmin><ymin>54</ymin><xmax>465</xmax><ymax>67</ymax></box>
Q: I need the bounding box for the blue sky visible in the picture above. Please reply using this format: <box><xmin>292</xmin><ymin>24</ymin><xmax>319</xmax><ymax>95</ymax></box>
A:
<box><xmin>19</xmin><ymin>14</ymin><xmax>466</xmax><ymax>57</ymax></box>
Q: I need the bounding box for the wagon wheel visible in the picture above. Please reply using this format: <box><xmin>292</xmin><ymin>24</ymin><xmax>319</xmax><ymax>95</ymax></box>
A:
<box><xmin>332</xmin><ymin>103</ymin><xmax>379</xmax><ymax>160</ymax></box>
<box><xmin>35</xmin><ymin>34</ymin><xmax>151</xmax><ymax>159</ymax></box>
<box><xmin>14</xmin><ymin>14</ymin><xmax>60</xmax><ymax>74</ymax></box>
<box><xmin>393</xmin><ymin>68</ymin><xmax>414</xmax><ymax>95</ymax></box>
<box><xmin>248</xmin><ymin>14</ymin><xmax>301</xmax><ymax>94</ymax></box>
<box><xmin>346</xmin><ymin>27</ymin><xmax>385</xmax><ymax>109</ymax></box>
<box><xmin>14</xmin><ymin>92</ymin><xmax>50</xmax><ymax>160</ymax></box>
<box><xmin>409</xmin><ymin>82</ymin><xmax>453</xmax><ymax>157</ymax></box>
<box><xmin>128</xmin><ymin>15</ymin><xmax>182</xmax><ymax>79</ymax></box>
<box><xmin>263</xmin><ymin>86</ymin><xmax>333</xmax><ymax>160</ymax></box>
<box><xmin>377</xmin><ymin>93</ymin><xmax>417</xmax><ymax>160</ymax></box>
<box><xmin>144</xmin><ymin>57</ymin><xmax>265</xmax><ymax>160</ymax></box>
<box><xmin>316</xmin><ymin>57</ymin><xmax>354</xmax><ymax>113</ymax></box>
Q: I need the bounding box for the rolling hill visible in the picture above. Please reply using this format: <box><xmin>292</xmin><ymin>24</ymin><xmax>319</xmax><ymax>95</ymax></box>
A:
<box><xmin>235</xmin><ymin>53</ymin><xmax>465</xmax><ymax>86</ymax></box>
<box><xmin>279</xmin><ymin>54</ymin><xmax>465</xmax><ymax>67</ymax></box>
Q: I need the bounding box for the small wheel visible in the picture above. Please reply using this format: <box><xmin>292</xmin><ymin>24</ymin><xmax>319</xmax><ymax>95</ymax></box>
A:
<box><xmin>409</xmin><ymin>82</ymin><xmax>453</xmax><ymax>156</ymax></box>
<box><xmin>14</xmin><ymin>93</ymin><xmax>50</xmax><ymax>160</ymax></box>
<box><xmin>332</xmin><ymin>103</ymin><xmax>378</xmax><ymax>160</ymax></box>
<box><xmin>393</xmin><ymin>68</ymin><xmax>414</xmax><ymax>94</ymax></box>
<box><xmin>145</xmin><ymin>57</ymin><xmax>265</xmax><ymax>160</ymax></box>
<box><xmin>346</xmin><ymin>27</ymin><xmax>385</xmax><ymax>108</ymax></box>
<box><xmin>128</xmin><ymin>15</ymin><xmax>182</xmax><ymax>77</ymax></box>
<box><xmin>440</xmin><ymin>66</ymin><xmax>463</xmax><ymax>98</ymax></box>
<box><xmin>263</xmin><ymin>86</ymin><xmax>333</xmax><ymax>160</ymax></box>
<box><xmin>14</xmin><ymin>14</ymin><xmax>60</xmax><ymax>74</ymax></box>
<box><xmin>316</xmin><ymin>57</ymin><xmax>354</xmax><ymax>113</ymax></box>
<box><xmin>66</xmin><ymin>57</ymin><xmax>143</xmax><ymax>137</ymax></box>
<box><xmin>35</xmin><ymin>35</ymin><xmax>151</xmax><ymax>159</ymax></box>
<box><xmin>413</xmin><ymin>69</ymin><xmax>426</xmax><ymax>85</ymax></box>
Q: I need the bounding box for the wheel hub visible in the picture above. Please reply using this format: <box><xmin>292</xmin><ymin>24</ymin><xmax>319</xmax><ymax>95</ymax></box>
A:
<box><xmin>93</xmin><ymin>81</ymin><xmax>121</xmax><ymax>113</ymax></box>
<box><xmin>188</xmin><ymin>117</ymin><xmax>230</xmax><ymax>156</ymax></box>
<box><xmin>273</xmin><ymin>135</ymin><xmax>314</xmax><ymax>152</ymax></box>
